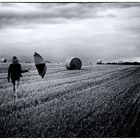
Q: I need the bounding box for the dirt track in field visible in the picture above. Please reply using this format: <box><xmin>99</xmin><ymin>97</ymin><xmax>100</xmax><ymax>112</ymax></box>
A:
<box><xmin>0</xmin><ymin>65</ymin><xmax>140</xmax><ymax>137</ymax></box>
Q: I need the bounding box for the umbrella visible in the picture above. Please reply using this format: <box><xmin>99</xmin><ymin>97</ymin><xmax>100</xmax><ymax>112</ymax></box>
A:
<box><xmin>33</xmin><ymin>52</ymin><xmax>47</xmax><ymax>78</ymax></box>
<box><xmin>45</xmin><ymin>60</ymin><xmax>51</xmax><ymax>64</ymax></box>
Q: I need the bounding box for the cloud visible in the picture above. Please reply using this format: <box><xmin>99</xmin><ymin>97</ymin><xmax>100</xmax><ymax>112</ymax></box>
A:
<box><xmin>0</xmin><ymin>3</ymin><xmax>98</xmax><ymax>29</ymax></box>
<box><xmin>1</xmin><ymin>3</ymin><xmax>140</xmax><ymax>29</ymax></box>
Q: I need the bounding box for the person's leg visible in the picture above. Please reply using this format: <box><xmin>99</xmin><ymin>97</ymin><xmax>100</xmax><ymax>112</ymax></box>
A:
<box><xmin>15</xmin><ymin>80</ymin><xmax>19</xmax><ymax>100</ymax></box>
<box><xmin>12</xmin><ymin>80</ymin><xmax>16</xmax><ymax>92</ymax></box>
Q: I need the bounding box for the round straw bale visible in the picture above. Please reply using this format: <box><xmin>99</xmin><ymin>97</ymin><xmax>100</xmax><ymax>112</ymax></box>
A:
<box><xmin>65</xmin><ymin>57</ymin><xmax>82</xmax><ymax>70</ymax></box>
<box><xmin>0</xmin><ymin>58</ymin><xmax>7</xmax><ymax>63</ymax></box>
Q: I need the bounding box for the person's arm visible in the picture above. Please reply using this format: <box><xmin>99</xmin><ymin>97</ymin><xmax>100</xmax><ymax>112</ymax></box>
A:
<box><xmin>7</xmin><ymin>64</ymin><xmax>11</xmax><ymax>82</ymax></box>
<box><xmin>20</xmin><ymin>64</ymin><xmax>29</xmax><ymax>73</ymax></box>
<box><xmin>21</xmin><ymin>69</ymin><xmax>29</xmax><ymax>73</ymax></box>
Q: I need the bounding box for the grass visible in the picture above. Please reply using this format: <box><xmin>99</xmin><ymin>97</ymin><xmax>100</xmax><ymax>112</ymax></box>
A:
<box><xmin>0</xmin><ymin>63</ymin><xmax>140</xmax><ymax>137</ymax></box>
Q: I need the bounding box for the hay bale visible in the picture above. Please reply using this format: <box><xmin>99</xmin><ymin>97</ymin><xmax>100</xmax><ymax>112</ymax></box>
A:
<box><xmin>0</xmin><ymin>58</ymin><xmax>7</xmax><ymax>63</ymax></box>
<box><xmin>65</xmin><ymin>57</ymin><xmax>82</xmax><ymax>70</ymax></box>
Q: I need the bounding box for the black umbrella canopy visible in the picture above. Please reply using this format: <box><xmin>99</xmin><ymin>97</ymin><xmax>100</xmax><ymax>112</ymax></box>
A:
<box><xmin>33</xmin><ymin>52</ymin><xmax>47</xmax><ymax>78</ymax></box>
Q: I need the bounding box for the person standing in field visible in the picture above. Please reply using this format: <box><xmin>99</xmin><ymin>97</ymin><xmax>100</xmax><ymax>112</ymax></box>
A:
<box><xmin>7</xmin><ymin>56</ymin><xmax>29</xmax><ymax>100</ymax></box>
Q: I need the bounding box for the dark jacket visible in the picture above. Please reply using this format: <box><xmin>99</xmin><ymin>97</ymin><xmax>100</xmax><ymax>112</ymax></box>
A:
<box><xmin>8</xmin><ymin>63</ymin><xmax>27</xmax><ymax>81</ymax></box>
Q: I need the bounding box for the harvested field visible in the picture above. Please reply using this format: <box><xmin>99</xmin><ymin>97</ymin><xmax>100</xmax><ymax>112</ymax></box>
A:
<box><xmin>0</xmin><ymin>63</ymin><xmax>140</xmax><ymax>137</ymax></box>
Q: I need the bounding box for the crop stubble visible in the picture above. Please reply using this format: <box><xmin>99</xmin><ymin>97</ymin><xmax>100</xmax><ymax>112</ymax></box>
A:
<box><xmin>0</xmin><ymin>63</ymin><xmax>140</xmax><ymax>137</ymax></box>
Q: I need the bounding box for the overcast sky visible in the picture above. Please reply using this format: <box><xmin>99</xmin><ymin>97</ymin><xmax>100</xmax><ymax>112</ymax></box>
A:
<box><xmin>0</xmin><ymin>3</ymin><xmax>140</xmax><ymax>63</ymax></box>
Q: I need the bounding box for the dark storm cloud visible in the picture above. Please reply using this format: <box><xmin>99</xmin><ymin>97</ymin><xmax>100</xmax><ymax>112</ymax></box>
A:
<box><xmin>115</xmin><ymin>3</ymin><xmax>140</xmax><ymax>8</ymax></box>
<box><xmin>0</xmin><ymin>3</ymin><xmax>98</xmax><ymax>29</ymax></box>
<box><xmin>1</xmin><ymin>3</ymin><xmax>140</xmax><ymax>29</ymax></box>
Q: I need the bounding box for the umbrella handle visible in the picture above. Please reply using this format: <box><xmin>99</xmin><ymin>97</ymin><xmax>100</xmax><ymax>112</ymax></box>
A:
<box><xmin>27</xmin><ymin>68</ymin><xmax>30</xmax><ymax>72</ymax></box>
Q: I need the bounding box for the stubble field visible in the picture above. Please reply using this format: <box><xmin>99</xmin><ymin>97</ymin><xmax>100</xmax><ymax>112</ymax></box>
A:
<box><xmin>0</xmin><ymin>63</ymin><xmax>140</xmax><ymax>137</ymax></box>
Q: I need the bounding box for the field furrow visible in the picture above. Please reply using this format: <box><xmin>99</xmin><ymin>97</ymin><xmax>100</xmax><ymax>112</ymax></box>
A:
<box><xmin>0</xmin><ymin>64</ymin><xmax>140</xmax><ymax>137</ymax></box>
